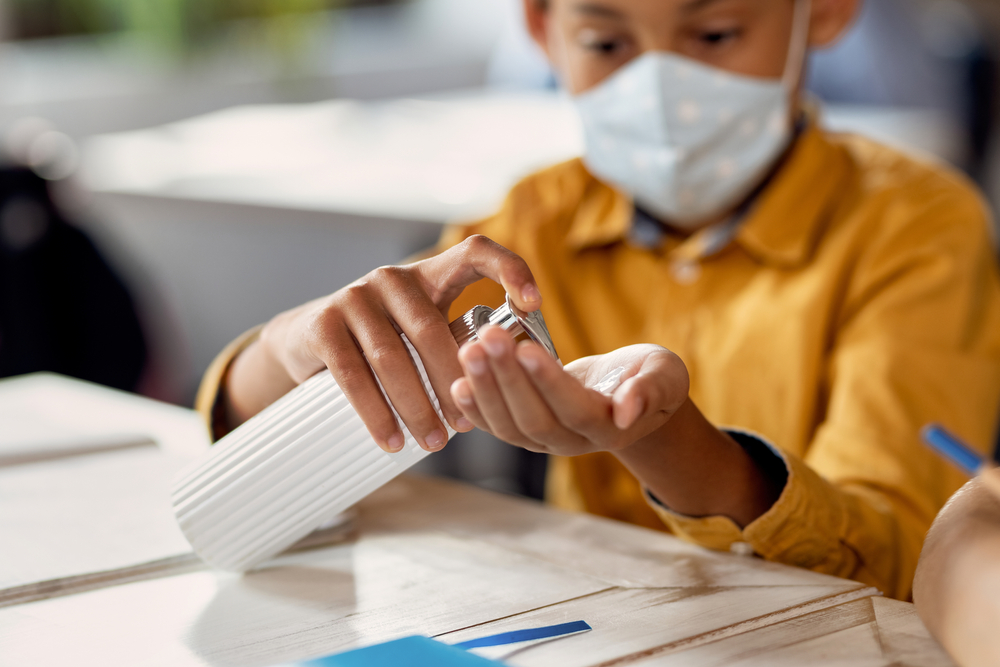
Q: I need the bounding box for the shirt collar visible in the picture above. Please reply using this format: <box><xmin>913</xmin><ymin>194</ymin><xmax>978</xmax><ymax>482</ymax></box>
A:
<box><xmin>733</xmin><ymin>123</ymin><xmax>851</xmax><ymax>267</ymax></box>
<box><xmin>564</xmin><ymin>169</ymin><xmax>633</xmax><ymax>250</ymax></box>
<box><xmin>565</xmin><ymin>122</ymin><xmax>851</xmax><ymax>268</ymax></box>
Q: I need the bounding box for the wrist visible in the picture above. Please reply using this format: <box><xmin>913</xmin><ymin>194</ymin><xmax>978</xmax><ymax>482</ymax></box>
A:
<box><xmin>224</xmin><ymin>336</ymin><xmax>298</xmax><ymax>429</ymax></box>
<box><xmin>614</xmin><ymin>399</ymin><xmax>781</xmax><ymax>527</ymax></box>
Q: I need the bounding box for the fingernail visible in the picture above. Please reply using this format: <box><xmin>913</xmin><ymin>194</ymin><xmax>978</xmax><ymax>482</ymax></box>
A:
<box><xmin>483</xmin><ymin>336</ymin><xmax>505</xmax><ymax>358</ymax></box>
<box><xmin>386</xmin><ymin>432</ymin><xmax>404</xmax><ymax>452</ymax></box>
<box><xmin>456</xmin><ymin>417</ymin><xmax>474</xmax><ymax>431</ymax></box>
<box><xmin>465</xmin><ymin>350</ymin><xmax>488</xmax><ymax>375</ymax></box>
<box><xmin>424</xmin><ymin>429</ymin><xmax>446</xmax><ymax>451</ymax></box>
<box><xmin>521</xmin><ymin>283</ymin><xmax>541</xmax><ymax>304</ymax></box>
<box><xmin>517</xmin><ymin>349</ymin><xmax>540</xmax><ymax>372</ymax></box>
<box><xmin>453</xmin><ymin>379</ymin><xmax>474</xmax><ymax>405</ymax></box>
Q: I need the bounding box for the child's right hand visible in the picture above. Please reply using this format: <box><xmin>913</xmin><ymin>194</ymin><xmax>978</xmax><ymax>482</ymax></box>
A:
<box><xmin>223</xmin><ymin>235</ymin><xmax>542</xmax><ymax>453</ymax></box>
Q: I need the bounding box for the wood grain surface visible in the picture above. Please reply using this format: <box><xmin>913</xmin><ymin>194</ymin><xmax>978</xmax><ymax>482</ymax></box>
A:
<box><xmin>0</xmin><ymin>475</ymin><xmax>951</xmax><ymax>667</ymax></box>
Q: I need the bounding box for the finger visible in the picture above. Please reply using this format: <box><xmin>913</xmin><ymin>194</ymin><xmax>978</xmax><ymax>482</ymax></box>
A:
<box><xmin>983</xmin><ymin>468</ymin><xmax>1000</xmax><ymax>501</ymax></box>
<box><xmin>458</xmin><ymin>340</ymin><xmax>536</xmax><ymax>449</ymax></box>
<box><xmin>479</xmin><ymin>327</ymin><xmax>589</xmax><ymax>451</ymax></box>
<box><xmin>374</xmin><ymin>267</ymin><xmax>473</xmax><ymax>433</ymax></box>
<box><xmin>346</xmin><ymin>305</ymin><xmax>450</xmax><ymax>452</ymax></box>
<box><xmin>515</xmin><ymin>343</ymin><xmax>620</xmax><ymax>442</ymax></box>
<box><xmin>419</xmin><ymin>235</ymin><xmax>541</xmax><ymax>312</ymax></box>
<box><xmin>611</xmin><ymin>378</ymin><xmax>646</xmax><ymax>430</ymax></box>
<box><xmin>307</xmin><ymin>315</ymin><xmax>405</xmax><ymax>453</ymax></box>
<box><xmin>611</xmin><ymin>351</ymin><xmax>689</xmax><ymax>432</ymax></box>
<box><xmin>451</xmin><ymin>377</ymin><xmax>488</xmax><ymax>430</ymax></box>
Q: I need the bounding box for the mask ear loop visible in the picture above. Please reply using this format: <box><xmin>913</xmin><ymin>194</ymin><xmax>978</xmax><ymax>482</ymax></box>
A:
<box><xmin>782</xmin><ymin>0</ymin><xmax>813</xmax><ymax>90</ymax></box>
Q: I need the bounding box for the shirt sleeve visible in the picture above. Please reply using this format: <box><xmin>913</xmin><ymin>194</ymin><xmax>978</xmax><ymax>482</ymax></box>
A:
<box><xmin>194</xmin><ymin>326</ymin><xmax>263</xmax><ymax>440</ymax></box>
<box><xmin>650</xmin><ymin>183</ymin><xmax>1000</xmax><ymax>600</ymax></box>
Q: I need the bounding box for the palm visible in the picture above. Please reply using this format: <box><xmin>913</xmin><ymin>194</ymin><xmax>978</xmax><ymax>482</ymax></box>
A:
<box><xmin>565</xmin><ymin>344</ymin><xmax>676</xmax><ymax>393</ymax></box>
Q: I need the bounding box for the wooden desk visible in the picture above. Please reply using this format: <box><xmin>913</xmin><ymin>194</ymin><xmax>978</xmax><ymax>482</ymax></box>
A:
<box><xmin>0</xmin><ymin>475</ymin><xmax>954</xmax><ymax>667</ymax></box>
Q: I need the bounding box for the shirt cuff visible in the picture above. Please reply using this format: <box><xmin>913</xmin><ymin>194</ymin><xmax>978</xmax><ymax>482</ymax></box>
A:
<box><xmin>647</xmin><ymin>429</ymin><xmax>844</xmax><ymax>562</ymax></box>
<box><xmin>194</xmin><ymin>325</ymin><xmax>263</xmax><ymax>441</ymax></box>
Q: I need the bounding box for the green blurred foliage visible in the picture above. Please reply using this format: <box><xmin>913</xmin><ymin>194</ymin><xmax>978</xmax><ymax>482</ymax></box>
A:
<box><xmin>7</xmin><ymin>0</ymin><xmax>348</xmax><ymax>55</ymax></box>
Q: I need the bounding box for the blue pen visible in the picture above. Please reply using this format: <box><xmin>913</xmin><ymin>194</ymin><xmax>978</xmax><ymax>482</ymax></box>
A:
<box><xmin>920</xmin><ymin>424</ymin><xmax>993</xmax><ymax>476</ymax></box>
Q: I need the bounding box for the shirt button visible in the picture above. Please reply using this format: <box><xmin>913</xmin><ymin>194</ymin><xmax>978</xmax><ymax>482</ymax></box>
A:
<box><xmin>670</xmin><ymin>259</ymin><xmax>701</xmax><ymax>284</ymax></box>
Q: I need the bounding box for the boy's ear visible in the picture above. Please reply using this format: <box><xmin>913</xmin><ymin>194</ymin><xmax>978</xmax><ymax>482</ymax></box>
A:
<box><xmin>523</xmin><ymin>0</ymin><xmax>553</xmax><ymax>59</ymax></box>
<box><xmin>809</xmin><ymin>0</ymin><xmax>862</xmax><ymax>48</ymax></box>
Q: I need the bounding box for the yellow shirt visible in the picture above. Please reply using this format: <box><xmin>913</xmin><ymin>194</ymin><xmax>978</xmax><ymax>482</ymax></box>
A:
<box><xmin>198</xmin><ymin>124</ymin><xmax>1000</xmax><ymax>601</ymax></box>
<box><xmin>435</xmin><ymin>124</ymin><xmax>1000</xmax><ymax>601</ymax></box>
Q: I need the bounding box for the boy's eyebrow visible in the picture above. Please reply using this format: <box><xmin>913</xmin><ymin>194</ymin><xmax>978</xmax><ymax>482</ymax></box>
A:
<box><xmin>570</xmin><ymin>2</ymin><xmax>626</xmax><ymax>19</ymax></box>
<box><xmin>681</xmin><ymin>0</ymin><xmax>730</xmax><ymax>12</ymax></box>
<box><xmin>571</xmin><ymin>0</ymin><xmax>731</xmax><ymax>19</ymax></box>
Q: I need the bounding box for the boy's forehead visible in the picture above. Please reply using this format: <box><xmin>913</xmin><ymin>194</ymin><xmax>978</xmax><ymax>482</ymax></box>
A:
<box><xmin>555</xmin><ymin>0</ymin><xmax>767</xmax><ymax>15</ymax></box>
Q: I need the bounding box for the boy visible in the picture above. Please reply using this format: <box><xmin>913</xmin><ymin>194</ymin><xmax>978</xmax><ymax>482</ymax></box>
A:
<box><xmin>199</xmin><ymin>0</ymin><xmax>1000</xmax><ymax>600</ymax></box>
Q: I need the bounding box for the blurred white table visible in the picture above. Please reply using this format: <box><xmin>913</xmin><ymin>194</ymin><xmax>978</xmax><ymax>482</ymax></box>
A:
<box><xmin>76</xmin><ymin>90</ymin><xmax>964</xmax><ymax>400</ymax></box>
<box><xmin>76</xmin><ymin>91</ymin><xmax>583</xmax><ymax>399</ymax></box>
<box><xmin>0</xmin><ymin>473</ymin><xmax>953</xmax><ymax>667</ymax></box>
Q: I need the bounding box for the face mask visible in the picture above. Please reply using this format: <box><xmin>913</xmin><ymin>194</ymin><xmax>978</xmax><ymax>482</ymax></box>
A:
<box><xmin>569</xmin><ymin>0</ymin><xmax>811</xmax><ymax>228</ymax></box>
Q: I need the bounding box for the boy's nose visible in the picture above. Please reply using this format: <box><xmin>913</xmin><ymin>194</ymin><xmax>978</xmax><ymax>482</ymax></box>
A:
<box><xmin>631</xmin><ymin>31</ymin><xmax>680</xmax><ymax>56</ymax></box>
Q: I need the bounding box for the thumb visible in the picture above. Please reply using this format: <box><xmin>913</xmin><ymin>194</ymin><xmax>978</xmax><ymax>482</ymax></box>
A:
<box><xmin>418</xmin><ymin>235</ymin><xmax>541</xmax><ymax>312</ymax></box>
<box><xmin>611</xmin><ymin>349</ymin><xmax>689</xmax><ymax>431</ymax></box>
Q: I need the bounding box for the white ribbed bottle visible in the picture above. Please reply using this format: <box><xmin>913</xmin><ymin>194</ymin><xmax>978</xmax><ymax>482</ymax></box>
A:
<box><xmin>172</xmin><ymin>295</ymin><xmax>559</xmax><ymax>572</ymax></box>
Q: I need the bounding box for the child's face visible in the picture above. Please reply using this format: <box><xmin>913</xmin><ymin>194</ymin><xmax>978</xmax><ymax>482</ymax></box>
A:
<box><xmin>526</xmin><ymin>0</ymin><xmax>858</xmax><ymax>94</ymax></box>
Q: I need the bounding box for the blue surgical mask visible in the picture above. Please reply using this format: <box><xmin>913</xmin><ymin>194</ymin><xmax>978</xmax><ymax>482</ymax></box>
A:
<box><xmin>570</xmin><ymin>0</ymin><xmax>812</xmax><ymax>228</ymax></box>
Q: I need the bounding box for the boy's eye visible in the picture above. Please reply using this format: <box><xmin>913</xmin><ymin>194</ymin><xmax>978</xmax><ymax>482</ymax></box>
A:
<box><xmin>591</xmin><ymin>39</ymin><xmax>626</xmax><ymax>54</ymax></box>
<box><xmin>578</xmin><ymin>30</ymin><xmax>629</xmax><ymax>56</ymax></box>
<box><xmin>698</xmin><ymin>28</ymin><xmax>740</xmax><ymax>46</ymax></box>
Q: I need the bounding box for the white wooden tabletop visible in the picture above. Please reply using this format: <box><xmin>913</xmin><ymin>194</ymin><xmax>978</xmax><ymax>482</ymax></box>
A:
<box><xmin>0</xmin><ymin>474</ymin><xmax>954</xmax><ymax>667</ymax></box>
<box><xmin>78</xmin><ymin>92</ymin><xmax>964</xmax><ymax>228</ymax></box>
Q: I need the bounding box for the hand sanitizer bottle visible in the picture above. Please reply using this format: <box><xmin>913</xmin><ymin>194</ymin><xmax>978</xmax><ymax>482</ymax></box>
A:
<box><xmin>172</xmin><ymin>295</ymin><xmax>559</xmax><ymax>572</ymax></box>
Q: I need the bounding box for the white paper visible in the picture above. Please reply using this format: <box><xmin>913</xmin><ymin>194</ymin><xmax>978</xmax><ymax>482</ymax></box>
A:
<box><xmin>0</xmin><ymin>373</ymin><xmax>213</xmax><ymax>606</ymax></box>
<box><xmin>0</xmin><ymin>447</ymin><xmax>197</xmax><ymax>604</ymax></box>
<box><xmin>0</xmin><ymin>373</ymin><xmax>210</xmax><ymax>463</ymax></box>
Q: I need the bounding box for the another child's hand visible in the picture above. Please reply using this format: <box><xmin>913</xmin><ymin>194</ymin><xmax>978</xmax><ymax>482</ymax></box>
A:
<box><xmin>229</xmin><ymin>235</ymin><xmax>541</xmax><ymax>452</ymax></box>
<box><xmin>983</xmin><ymin>467</ymin><xmax>1000</xmax><ymax>501</ymax></box>
<box><xmin>450</xmin><ymin>326</ymin><xmax>689</xmax><ymax>455</ymax></box>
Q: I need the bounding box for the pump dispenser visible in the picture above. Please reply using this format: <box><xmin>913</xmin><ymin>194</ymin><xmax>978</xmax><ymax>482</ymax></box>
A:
<box><xmin>172</xmin><ymin>296</ymin><xmax>558</xmax><ymax>572</ymax></box>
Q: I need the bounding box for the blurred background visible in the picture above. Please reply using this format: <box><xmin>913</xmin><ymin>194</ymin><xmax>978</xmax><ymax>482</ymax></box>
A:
<box><xmin>2</xmin><ymin>0</ymin><xmax>999</xmax><ymax>496</ymax></box>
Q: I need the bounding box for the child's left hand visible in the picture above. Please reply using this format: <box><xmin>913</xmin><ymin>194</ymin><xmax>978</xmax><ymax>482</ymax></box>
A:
<box><xmin>450</xmin><ymin>325</ymin><xmax>689</xmax><ymax>456</ymax></box>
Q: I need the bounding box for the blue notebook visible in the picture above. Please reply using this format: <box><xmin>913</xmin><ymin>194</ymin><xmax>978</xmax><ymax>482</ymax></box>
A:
<box><xmin>277</xmin><ymin>620</ymin><xmax>593</xmax><ymax>666</ymax></box>
<box><xmin>303</xmin><ymin>636</ymin><xmax>504</xmax><ymax>666</ymax></box>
